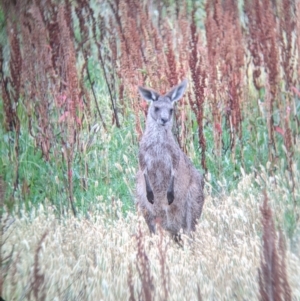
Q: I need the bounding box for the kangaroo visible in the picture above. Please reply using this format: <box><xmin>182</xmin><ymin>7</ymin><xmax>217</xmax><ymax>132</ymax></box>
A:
<box><xmin>135</xmin><ymin>79</ymin><xmax>204</xmax><ymax>238</ymax></box>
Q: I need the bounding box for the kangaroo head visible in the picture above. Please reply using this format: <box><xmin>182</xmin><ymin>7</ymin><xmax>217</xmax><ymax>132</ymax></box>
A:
<box><xmin>138</xmin><ymin>79</ymin><xmax>188</xmax><ymax>128</ymax></box>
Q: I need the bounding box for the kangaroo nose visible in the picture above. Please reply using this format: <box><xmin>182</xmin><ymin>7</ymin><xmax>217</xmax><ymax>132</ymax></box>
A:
<box><xmin>161</xmin><ymin>118</ymin><xmax>168</xmax><ymax>124</ymax></box>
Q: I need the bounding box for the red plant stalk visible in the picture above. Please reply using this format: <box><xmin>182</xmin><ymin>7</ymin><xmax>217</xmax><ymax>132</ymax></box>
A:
<box><xmin>259</xmin><ymin>191</ymin><xmax>292</xmax><ymax>301</ymax></box>
<box><xmin>245</xmin><ymin>0</ymin><xmax>279</xmax><ymax>162</ymax></box>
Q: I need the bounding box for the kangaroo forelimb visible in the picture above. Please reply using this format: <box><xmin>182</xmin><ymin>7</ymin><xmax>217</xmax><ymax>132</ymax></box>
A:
<box><xmin>167</xmin><ymin>174</ymin><xmax>175</xmax><ymax>205</ymax></box>
<box><xmin>144</xmin><ymin>173</ymin><xmax>154</xmax><ymax>204</ymax></box>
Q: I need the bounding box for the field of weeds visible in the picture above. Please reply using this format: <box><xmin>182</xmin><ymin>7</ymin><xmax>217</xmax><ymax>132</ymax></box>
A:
<box><xmin>2</xmin><ymin>166</ymin><xmax>300</xmax><ymax>300</ymax></box>
<box><xmin>1</xmin><ymin>0</ymin><xmax>300</xmax><ymax>300</ymax></box>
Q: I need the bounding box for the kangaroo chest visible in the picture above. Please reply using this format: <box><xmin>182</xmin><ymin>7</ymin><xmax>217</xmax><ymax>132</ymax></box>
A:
<box><xmin>143</xmin><ymin>142</ymin><xmax>179</xmax><ymax>192</ymax></box>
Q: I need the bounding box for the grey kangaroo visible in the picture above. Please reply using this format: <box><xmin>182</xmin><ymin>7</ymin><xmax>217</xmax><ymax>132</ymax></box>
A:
<box><xmin>136</xmin><ymin>79</ymin><xmax>204</xmax><ymax>238</ymax></box>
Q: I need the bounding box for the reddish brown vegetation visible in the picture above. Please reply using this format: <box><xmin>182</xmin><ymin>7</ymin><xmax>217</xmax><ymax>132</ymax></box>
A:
<box><xmin>245</xmin><ymin>0</ymin><xmax>279</xmax><ymax>162</ymax></box>
<box><xmin>27</xmin><ymin>231</ymin><xmax>48</xmax><ymax>301</ymax></box>
<box><xmin>188</xmin><ymin>6</ymin><xmax>207</xmax><ymax>170</ymax></box>
<box><xmin>128</xmin><ymin>223</ymin><xmax>169</xmax><ymax>301</ymax></box>
<box><xmin>105</xmin><ymin>0</ymin><xmax>192</xmax><ymax>143</ymax></box>
<box><xmin>205</xmin><ymin>0</ymin><xmax>244</xmax><ymax>157</ymax></box>
<box><xmin>0</xmin><ymin>2</ymin><xmax>298</xmax><ymax>296</ymax></box>
<box><xmin>102</xmin><ymin>0</ymin><xmax>299</xmax><ymax>176</ymax></box>
<box><xmin>245</xmin><ymin>0</ymin><xmax>298</xmax><ymax>198</ymax></box>
<box><xmin>1</xmin><ymin>0</ymin><xmax>89</xmax><ymax>215</ymax></box>
<box><xmin>131</xmin><ymin>225</ymin><xmax>155</xmax><ymax>301</ymax></box>
<box><xmin>259</xmin><ymin>192</ymin><xmax>292</xmax><ymax>301</ymax></box>
<box><xmin>0</xmin><ymin>0</ymin><xmax>299</xmax><ymax>206</ymax></box>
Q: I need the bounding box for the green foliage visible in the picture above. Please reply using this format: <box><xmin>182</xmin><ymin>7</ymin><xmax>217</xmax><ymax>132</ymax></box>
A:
<box><xmin>0</xmin><ymin>97</ymin><xmax>138</xmax><ymax>215</ymax></box>
<box><xmin>1</xmin><ymin>80</ymin><xmax>299</xmax><ymax>224</ymax></box>
<box><xmin>0</xmin><ymin>0</ymin><xmax>299</xmax><ymax>241</ymax></box>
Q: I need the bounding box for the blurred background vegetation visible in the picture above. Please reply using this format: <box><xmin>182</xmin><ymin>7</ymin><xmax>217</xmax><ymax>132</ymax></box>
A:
<box><xmin>0</xmin><ymin>0</ymin><xmax>299</xmax><ymax>235</ymax></box>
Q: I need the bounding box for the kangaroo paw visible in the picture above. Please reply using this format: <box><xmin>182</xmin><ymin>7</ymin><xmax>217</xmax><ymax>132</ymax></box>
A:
<box><xmin>167</xmin><ymin>174</ymin><xmax>175</xmax><ymax>205</ymax></box>
<box><xmin>147</xmin><ymin>190</ymin><xmax>154</xmax><ymax>204</ymax></box>
<box><xmin>167</xmin><ymin>190</ymin><xmax>174</xmax><ymax>205</ymax></box>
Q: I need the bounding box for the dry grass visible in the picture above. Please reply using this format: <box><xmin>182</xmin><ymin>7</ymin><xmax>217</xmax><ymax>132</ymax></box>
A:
<box><xmin>1</xmin><ymin>2</ymin><xmax>299</xmax><ymax>299</ymax></box>
<box><xmin>2</xmin><ymin>169</ymin><xmax>300</xmax><ymax>300</ymax></box>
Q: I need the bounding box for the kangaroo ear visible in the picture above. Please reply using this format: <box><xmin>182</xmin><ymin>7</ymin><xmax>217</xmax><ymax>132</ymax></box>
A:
<box><xmin>138</xmin><ymin>86</ymin><xmax>160</xmax><ymax>102</ymax></box>
<box><xmin>165</xmin><ymin>79</ymin><xmax>188</xmax><ymax>102</ymax></box>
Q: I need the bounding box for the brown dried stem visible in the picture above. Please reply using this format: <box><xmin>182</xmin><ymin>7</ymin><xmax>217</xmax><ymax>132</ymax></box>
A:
<box><xmin>259</xmin><ymin>191</ymin><xmax>292</xmax><ymax>301</ymax></box>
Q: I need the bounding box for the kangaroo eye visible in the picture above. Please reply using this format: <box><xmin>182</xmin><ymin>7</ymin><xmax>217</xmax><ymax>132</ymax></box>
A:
<box><xmin>154</xmin><ymin>107</ymin><xmax>159</xmax><ymax>112</ymax></box>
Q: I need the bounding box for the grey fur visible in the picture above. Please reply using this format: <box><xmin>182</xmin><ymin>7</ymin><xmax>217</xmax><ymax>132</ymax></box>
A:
<box><xmin>136</xmin><ymin>79</ymin><xmax>205</xmax><ymax>236</ymax></box>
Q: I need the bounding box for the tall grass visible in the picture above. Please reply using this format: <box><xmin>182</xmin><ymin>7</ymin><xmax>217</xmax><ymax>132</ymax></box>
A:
<box><xmin>0</xmin><ymin>0</ymin><xmax>299</xmax><ymax>212</ymax></box>
<box><xmin>0</xmin><ymin>0</ymin><xmax>299</xmax><ymax>299</ymax></box>
<box><xmin>1</xmin><ymin>168</ymin><xmax>300</xmax><ymax>300</ymax></box>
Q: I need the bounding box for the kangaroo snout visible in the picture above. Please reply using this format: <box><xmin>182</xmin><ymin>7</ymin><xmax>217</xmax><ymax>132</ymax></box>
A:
<box><xmin>160</xmin><ymin>117</ymin><xmax>168</xmax><ymax>125</ymax></box>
